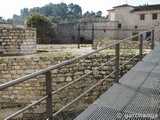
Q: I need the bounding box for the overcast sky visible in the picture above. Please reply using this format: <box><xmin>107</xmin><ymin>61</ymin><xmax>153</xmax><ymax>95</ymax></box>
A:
<box><xmin>0</xmin><ymin>0</ymin><xmax>159</xmax><ymax>19</ymax></box>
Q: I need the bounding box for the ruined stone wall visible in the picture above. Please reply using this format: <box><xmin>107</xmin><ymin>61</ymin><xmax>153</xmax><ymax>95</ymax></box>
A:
<box><xmin>0</xmin><ymin>53</ymin><xmax>139</xmax><ymax>119</ymax></box>
<box><xmin>93</xmin><ymin>39</ymin><xmax>152</xmax><ymax>49</ymax></box>
<box><xmin>0</xmin><ymin>27</ymin><xmax>37</xmax><ymax>55</ymax></box>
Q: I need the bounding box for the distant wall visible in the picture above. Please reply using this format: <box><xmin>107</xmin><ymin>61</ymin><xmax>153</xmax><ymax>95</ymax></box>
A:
<box><xmin>0</xmin><ymin>27</ymin><xmax>37</xmax><ymax>55</ymax></box>
<box><xmin>57</xmin><ymin>20</ymin><xmax>156</xmax><ymax>44</ymax></box>
<box><xmin>57</xmin><ymin>21</ymin><xmax>119</xmax><ymax>44</ymax></box>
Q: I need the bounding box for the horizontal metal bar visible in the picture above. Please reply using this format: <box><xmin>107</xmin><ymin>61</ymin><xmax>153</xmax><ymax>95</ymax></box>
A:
<box><xmin>80</xmin><ymin>28</ymin><xmax>117</xmax><ymax>30</ymax></box>
<box><xmin>79</xmin><ymin>28</ymin><xmax>149</xmax><ymax>31</ymax></box>
<box><xmin>52</xmin><ymin>57</ymin><xmax>116</xmax><ymax>95</ymax></box>
<box><xmin>52</xmin><ymin>69</ymin><xmax>117</xmax><ymax>117</ymax></box>
<box><xmin>119</xmin><ymin>54</ymin><xmax>138</xmax><ymax>69</ymax></box>
<box><xmin>5</xmin><ymin>95</ymin><xmax>48</xmax><ymax>120</ymax></box>
<box><xmin>4</xmin><ymin>57</ymin><xmax>116</xmax><ymax>119</ymax></box>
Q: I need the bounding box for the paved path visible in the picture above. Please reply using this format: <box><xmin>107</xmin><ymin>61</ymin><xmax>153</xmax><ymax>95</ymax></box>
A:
<box><xmin>75</xmin><ymin>45</ymin><xmax>160</xmax><ymax>120</ymax></box>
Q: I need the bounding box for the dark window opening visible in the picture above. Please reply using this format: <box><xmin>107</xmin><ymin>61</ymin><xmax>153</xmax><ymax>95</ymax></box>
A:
<box><xmin>83</xmin><ymin>22</ymin><xmax>87</xmax><ymax>25</ymax></box>
<box><xmin>104</xmin><ymin>29</ymin><xmax>106</xmax><ymax>32</ymax></box>
<box><xmin>118</xmin><ymin>23</ymin><xmax>121</xmax><ymax>29</ymax></box>
<box><xmin>71</xmin><ymin>35</ymin><xmax>75</xmax><ymax>41</ymax></box>
<box><xmin>80</xmin><ymin>36</ymin><xmax>85</xmax><ymax>43</ymax></box>
<box><xmin>140</xmin><ymin>14</ymin><xmax>145</xmax><ymax>20</ymax></box>
<box><xmin>152</xmin><ymin>13</ymin><xmax>157</xmax><ymax>20</ymax></box>
<box><xmin>135</xmin><ymin>26</ymin><xmax>138</xmax><ymax>29</ymax></box>
<box><xmin>146</xmin><ymin>32</ymin><xmax>151</xmax><ymax>40</ymax></box>
<box><xmin>132</xmin><ymin>32</ymin><xmax>139</xmax><ymax>41</ymax></box>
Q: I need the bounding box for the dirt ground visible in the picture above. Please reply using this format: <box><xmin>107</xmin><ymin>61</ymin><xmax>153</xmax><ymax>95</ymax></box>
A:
<box><xmin>37</xmin><ymin>44</ymin><xmax>95</xmax><ymax>55</ymax></box>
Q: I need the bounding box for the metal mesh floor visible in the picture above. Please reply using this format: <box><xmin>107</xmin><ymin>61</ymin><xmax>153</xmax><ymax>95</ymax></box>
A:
<box><xmin>75</xmin><ymin>46</ymin><xmax>160</xmax><ymax>120</ymax></box>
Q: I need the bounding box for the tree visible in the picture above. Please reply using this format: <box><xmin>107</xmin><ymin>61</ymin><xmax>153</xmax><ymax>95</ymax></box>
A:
<box><xmin>52</xmin><ymin>3</ymin><xmax>68</xmax><ymax>20</ymax></box>
<box><xmin>83</xmin><ymin>11</ymin><xmax>91</xmax><ymax>18</ymax></box>
<box><xmin>12</xmin><ymin>14</ymin><xmax>22</xmax><ymax>25</ymax></box>
<box><xmin>25</xmin><ymin>13</ymin><xmax>56</xmax><ymax>44</ymax></box>
<box><xmin>67</xmin><ymin>3</ymin><xmax>82</xmax><ymax>19</ymax></box>
<box><xmin>0</xmin><ymin>16</ymin><xmax>5</xmax><ymax>22</ymax></box>
<box><xmin>42</xmin><ymin>3</ymin><xmax>54</xmax><ymax>16</ymax></box>
<box><xmin>12</xmin><ymin>2</ymin><xmax>103</xmax><ymax>25</ymax></box>
<box><xmin>30</xmin><ymin>7</ymin><xmax>42</xmax><ymax>13</ymax></box>
<box><xmin>21</xmin><ymin>8</ymin><xmax>29</xmax><ymax>17</ymax></box>
<box><xmin>96</xmin><ymin>11</ymin><xmax>102</xmax><ymax>18</ymax></box>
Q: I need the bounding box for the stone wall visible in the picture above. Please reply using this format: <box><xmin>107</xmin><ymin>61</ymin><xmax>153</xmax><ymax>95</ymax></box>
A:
<box><xmin>0</xmin><ymin>53</ymin><xmax>139</xmax><ymax>119</ymax></box>
<box><xmin>0</xmin><ymin>27</ymin><xmax>37</xmax><ymax>55</ymax></box>
<box><xmin>93</xmin><ymin>39</ymin><xmax>152</xmax><ymax>49</ymax></box>
<box><xmin>57</xmin><ymin>21</ymin><xmax>119</xmax><ymax>44</ymax></box>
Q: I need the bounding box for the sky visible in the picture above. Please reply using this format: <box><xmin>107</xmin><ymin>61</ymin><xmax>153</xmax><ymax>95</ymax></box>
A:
<box><xmin>0</xmin><ymin>0</ymin><xmax>160</xmax><ymax>19</ymax></box>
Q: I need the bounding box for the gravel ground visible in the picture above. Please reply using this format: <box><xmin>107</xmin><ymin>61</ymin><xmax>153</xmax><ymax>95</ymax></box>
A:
<box><xmin>37</xmin><ymin>44</ymin><xmax>94</xmax><ymax>55</ymax></box>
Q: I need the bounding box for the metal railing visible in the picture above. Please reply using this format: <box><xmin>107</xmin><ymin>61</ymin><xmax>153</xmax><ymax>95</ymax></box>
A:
<box><xmin>0</xmin><ymin>27</ymin><xmax>159</xmax><ymax>120</ymax></box>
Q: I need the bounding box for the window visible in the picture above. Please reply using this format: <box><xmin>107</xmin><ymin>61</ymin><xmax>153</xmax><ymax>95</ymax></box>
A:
<box><xmin>135</xmin><ymin>26</ymin><xmax>138</xmax><ymax>29</ymax></box>
<box><xmin>146</xmin><ymin>32</ymin><xmax>151</xmax><ymax>40</ymax></box>
<box><xmin>118</xmin><ymin>23</ymin><xmax>121</xmax><ymax>29</ymax></box>
<box><xmin>152</xmin><ymin>13</ymin><xmax>157</xmax><ymax>20</ymax></box>
<box><xmin>132</xmin><ymin>32</ymin><xmax>139</xmax><ymax>41</ymax></box>
<box><xmin>140</xmin><ymin>14</ymin><xmax>145</xmax><ymax>20</ymax></box>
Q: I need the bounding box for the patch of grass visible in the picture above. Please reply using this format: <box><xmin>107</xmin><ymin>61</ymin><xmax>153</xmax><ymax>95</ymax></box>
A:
<box><xmin>101</xmin><ymin>38</ymin><xmax>110</xmax><ymax>45</ymax></box>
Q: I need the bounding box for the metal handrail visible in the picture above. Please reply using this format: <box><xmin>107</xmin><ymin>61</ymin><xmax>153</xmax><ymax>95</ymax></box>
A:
<box><xmin>51</xmin><ymin>57</ymin><xmax>117</xmax><ymax>95</ymax></box>
<box><xmin>0</xmin><ymin>27</ymin><xmax>159</xmax><ymax>120</ymax></box>
<box><xmin>52</xmin><ymin>69</ymin><xmax>117</xmax><ymax>117</ymax></box>
<box><xmin>0</xmin><ymin>35</ymin><xmax>136</xmax><ymax>90</ymax></box>
<box><xmin>0</xmin><ymin>30</ymin><xmax>152</xmax><ymax>90</ymax></box>
<box><xmin>4</xmin><ymin>57</ymin><xmax>117</xmax><ymax>119</ymax></box>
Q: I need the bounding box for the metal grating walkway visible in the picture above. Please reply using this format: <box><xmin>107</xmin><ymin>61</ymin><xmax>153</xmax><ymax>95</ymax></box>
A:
<box><xmin>75</xmin><ymin>45</ymin><xmax>160</xmax><ymax>120</ymax></box>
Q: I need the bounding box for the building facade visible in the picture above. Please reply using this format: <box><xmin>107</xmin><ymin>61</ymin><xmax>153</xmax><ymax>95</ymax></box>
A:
<box><xmin>108</xmin><ymin>4</ymin><xmax>160</xmax><ymax>40</ymax></box>
<box><xmin>57</xmin><ymin>4</ymin><xmax>160</xmax><ymax>44</ymax></box>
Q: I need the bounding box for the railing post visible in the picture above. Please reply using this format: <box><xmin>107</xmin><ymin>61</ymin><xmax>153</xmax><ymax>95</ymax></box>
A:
<box><xmin>45</xmin><ymin>71</ymin><xmax>53</xmax><ymax>120</ymax></box>
<box><xmin>151</xmin><ymin>29</ymin><xmax>155</xmax><ymax>50</ymax></box>
<box><xmin>92</xmin><ymin>22</ymin><xmax>95</xmax><ymax>49</ymax></box>
<box><xmin>115</xmin><ymin>43</ymin><xmax>120</xmax><ymax>83</ymax></box>
<box><xmin>78</xmin><ymin>24</ymin><xmax>80</xmax><ymax>49</ymax></box>
<box><xmin>139</xmin><ymin>34</ymin><xmax>143</xmax><ymax>61</ymax></box>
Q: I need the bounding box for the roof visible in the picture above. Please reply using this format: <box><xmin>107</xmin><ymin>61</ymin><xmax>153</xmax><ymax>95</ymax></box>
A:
<box><xmin>113</xmin><ymin>4</ymin><xmax>134</xmax><ymax>8</ymax></box>
<box><xmin>132</xmin><ymin>4</ymin><xmax>160</xmax><ymax>12</ymax></box>
<box><xmin>107</xmin><ymin>9</ymin><xmax>115</xmax><ymax>11</ymax></box>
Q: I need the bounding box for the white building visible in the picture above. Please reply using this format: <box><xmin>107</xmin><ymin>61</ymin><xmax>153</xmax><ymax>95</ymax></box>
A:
<box><xmin>108</xmin><ymin>4</ymin><xmax>160</xmax><ymax>40</ymax></box>
<box><xmin>57</xmin><ymin>4</ymin><xmax>160</xmax><ymax>43</ymax></box>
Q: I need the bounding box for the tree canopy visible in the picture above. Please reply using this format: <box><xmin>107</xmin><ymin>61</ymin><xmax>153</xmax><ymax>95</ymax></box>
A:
<box><xmin>12</xmin><ymin>2</ymin><xmax>104</xmax><ymax>25</ymax></box>
<box><xmin>25</xmin><ymin>13</ymin><xmax>56</xmax><ymax>44</ymax></box>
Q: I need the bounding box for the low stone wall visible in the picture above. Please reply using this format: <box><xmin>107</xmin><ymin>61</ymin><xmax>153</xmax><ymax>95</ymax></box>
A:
<box><xmin>0</xmin><ymin>27</ymin><xmax>37</xmax><ymax>55</ymax></box>
<box><xmin>93</xmin><ymin>39</ymin><xmax>151</xmax><ymax>49</ymax></box>
<box><xmin>0</xmin><ymin>53</ymin><xmax>139</xmax><ymax>119</ymax></box>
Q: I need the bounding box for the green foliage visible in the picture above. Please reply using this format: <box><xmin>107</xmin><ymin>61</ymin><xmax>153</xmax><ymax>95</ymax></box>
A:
<box><xmin>83</xmin><ymin>11</ymin><xmax>103</xmax><ymax>18</ymax></box>
<box><xmin>25</xmin><ymin>13</ymin><xmax>55</xmax><ymax>44</ymax></box>
<box><xmin>11</xmin><ymin>2</ymin><xmax>104</xmax><ymax>25</ymax></box>
<box><xmin>120</xmin><ymin>49</ymin><xmax>137</xmax><ymax>55</ymax></box>
<box><xmin>0</xmin><ymin>16</ymin><xmax>12</xmax><ymax>23</ymax></box>
<box><xmin>101</xmin><ymin>38</ymin><xmax>110</xmax><ymax>45</ymax></box>
<box><xmin>0</xmin><ymin>16</ymin><xmax>5</xmax><ymax>22</ymax></box>
<box><xmin>25</xmin><ymin>13</ymin><xmax>52</xmax><ymax>28</ymax></box>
